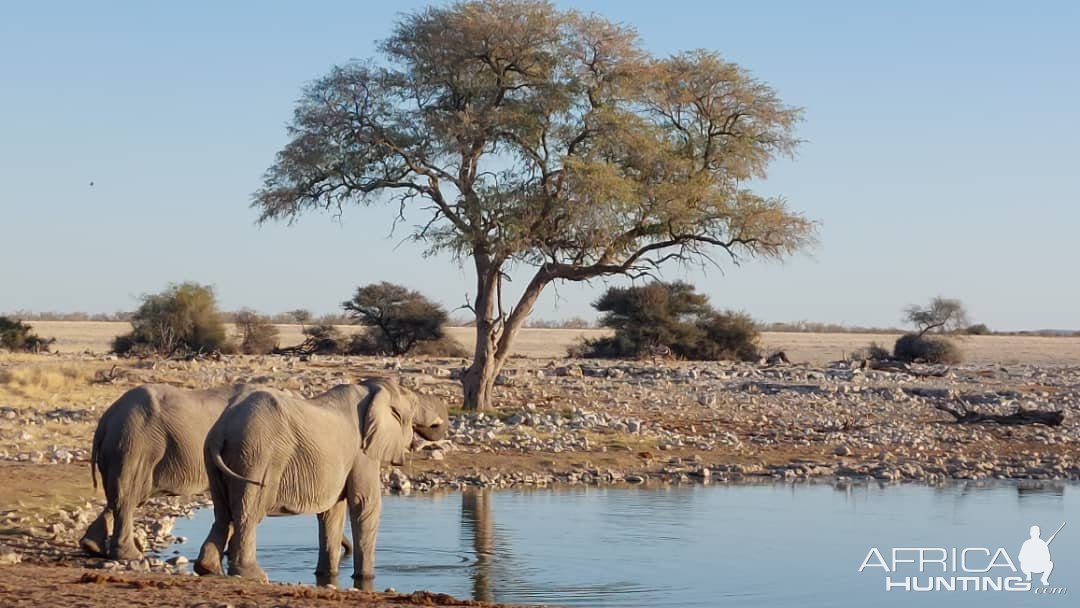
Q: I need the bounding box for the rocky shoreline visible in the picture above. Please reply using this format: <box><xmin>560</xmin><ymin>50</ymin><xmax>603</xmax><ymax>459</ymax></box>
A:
<box><xmin>2</xmin><ymin>354</ymin><xmax>1079</xmax><ymax>580</ymax></box>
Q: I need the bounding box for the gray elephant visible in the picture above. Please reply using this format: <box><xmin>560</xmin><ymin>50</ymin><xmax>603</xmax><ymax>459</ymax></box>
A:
<box><xmin>80</xmin><ymin>383</ymin><xmax>353</xmax><ymax>562</ymax></box>
<box><xmin>194</xmin><ymin>377</ymin><xmax>448</xmax><ymax>586</ymax></box>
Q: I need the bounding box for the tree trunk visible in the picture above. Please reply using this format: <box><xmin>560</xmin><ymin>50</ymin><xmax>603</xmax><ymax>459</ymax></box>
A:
<box><xmin>461</xmin><ymin>333</ymin><xmax>498</xmax><ymax>411</ymax></box>
<box><xmin>460</xmin><ymin>263</ymin><xmax>552</xmax><ymax>411</ymax></box>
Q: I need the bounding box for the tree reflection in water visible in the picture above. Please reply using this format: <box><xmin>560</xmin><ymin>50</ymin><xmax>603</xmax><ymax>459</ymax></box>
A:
<box><xmin>461</xmin><ymin>489</ymin><xmax>494</xmax><ymax>601</ymax></box>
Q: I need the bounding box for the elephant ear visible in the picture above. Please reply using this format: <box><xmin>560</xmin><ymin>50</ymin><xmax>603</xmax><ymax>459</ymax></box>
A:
<box><xmin>361</xmin><ymin>381</ymin><xmax>414</xmax><ymax>465</ymax></box>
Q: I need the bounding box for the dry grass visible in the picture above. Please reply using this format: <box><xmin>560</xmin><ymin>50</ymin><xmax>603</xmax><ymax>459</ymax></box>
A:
<box><xmin>22</xmin><ymin>321</ymin><xmax>1080</xmax><ymax>366</ymax></box>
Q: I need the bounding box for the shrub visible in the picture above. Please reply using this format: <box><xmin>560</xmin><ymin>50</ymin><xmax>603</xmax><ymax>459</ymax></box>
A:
<box><xmin>575</xmin><ymin>282</ymin><xmax>760</xmax><ymax>361</ymax></box>
<box><xmin>0</xmin><ymin>317</ymin><xmax>55</xmax><ymax>352</ymax></box>
<box><xmin>686</xmin><ymin>311</ymin><xmax>761</xmax><ymax>361</ymax></box>
<box><xmin>302</xmin><ymin>324</ymin><xmax>348</xmax><ymax>355</ymax></box>
<box><xmin>893</xmin><ymin>333</ymin><xmax>962</xmax><ymax>364</ymax></box>
<box><xmin>854</xmin><ymin>341</ymin><xmax>892</xmax><ymax>361</ymax></box>
<box><xmin>234</xmin><ymin>309</ymin><xmax>280</xmax><ymax>355</ymax></box>
<box><xmin>342</xmin><ymin>282</ymin><xmax>449</xmax><ymax>355</ymax></box>
<box><xmin>965</xmin><ymin>323</ymin><xmax>991</xmax><ymax>336</ymax></box>
<box><xmin>113</xmin><ymin>282</ymin><xmax>228</xmax><ymax>356</ymax></box>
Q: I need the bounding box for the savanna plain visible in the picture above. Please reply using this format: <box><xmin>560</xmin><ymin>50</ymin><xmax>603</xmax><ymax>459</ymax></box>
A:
<box><xmin>2</xmin><ymin>323</ymin><xmax>1080</xmax><ymax>606</ymax></box>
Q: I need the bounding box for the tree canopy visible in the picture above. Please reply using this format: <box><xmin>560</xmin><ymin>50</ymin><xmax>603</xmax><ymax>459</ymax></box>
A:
<box><xmin>251</xmin><ymin>0</ymin><xmax>815</xmax><ymax>408</ymax></box>
<box><xmin>342</xmin><ymin>282</ymin><xmax>448</xmax><ymax>355</ymax></box>
<box><xmin>903</xmin><ymin>296</ymin><xmax>969</xmax><ymax>337</ymax></box>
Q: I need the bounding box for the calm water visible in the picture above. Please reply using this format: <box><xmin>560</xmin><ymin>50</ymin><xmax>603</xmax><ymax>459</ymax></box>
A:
<box><xmin>170</xmin><ymin>482</ymin><xmax>1078</xmax><ymax>607</ymax></box>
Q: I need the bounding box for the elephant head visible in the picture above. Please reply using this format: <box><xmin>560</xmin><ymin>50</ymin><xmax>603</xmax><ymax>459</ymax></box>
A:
<box><xmin>359</xmin><ymin>377</ymin><xmax>448</xmax><ymax>465</ymax></box>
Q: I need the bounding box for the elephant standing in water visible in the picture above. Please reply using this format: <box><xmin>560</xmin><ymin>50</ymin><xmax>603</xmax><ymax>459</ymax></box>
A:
<box><xmin>81</xmin><ymin>384</ymin><xmax>256</xmax><ymax>559</ymax></box>
<box><xmin>194</xmin><ymin>378</ymin><xmax>448</xmax><ymax>586</ymax></box>
<box><xmin>81</xmin><ymin>383</ymin><xmax>352</xmax><ymax>561</ymax></box>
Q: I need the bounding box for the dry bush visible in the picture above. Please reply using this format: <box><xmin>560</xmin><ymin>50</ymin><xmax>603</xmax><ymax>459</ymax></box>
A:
<box><xmin>114</xmin><ymin>282</ymin><xmax>228</xmax><ymax>356</ymax></box>
<box><xmin>407</xmin><ymin>336</ymin><xmax>469</xmax><ymax>358</ymax></box>
<box><xmin>0</xmin><ymin>317</ymin><xmax>54</xmax><ymax>352</ymax></box>
<box><xmin>851</xmin><ymin>341</ymin><xmax>892</xmax><ymax>361</ymax></box>
<box><xmin>235</xmin><ymin>309</ymin><xmax>280</xmax><ymax>355</ymax></box>
<box><xmin>893</xmin><ymin>333</ymin><xmax>962</xmax><ymax>364</ymax></box>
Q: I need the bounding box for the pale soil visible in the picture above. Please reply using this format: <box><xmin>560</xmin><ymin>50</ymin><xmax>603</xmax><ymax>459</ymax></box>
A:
<box><xmin>0</xmin><ymin>564</ymin><xmax>497</xmax><ymax>607</ymax></box>
<box><xmin>26</xmin><ymin>321</ymin><xmax>1080</xmax><ymax>365</ymax></box>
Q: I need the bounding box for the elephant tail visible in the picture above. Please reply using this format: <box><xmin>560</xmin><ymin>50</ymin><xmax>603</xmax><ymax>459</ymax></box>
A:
<box><xmin>90</xmin><ymin>414</ymin><xmax>106</xmax><ymax>491</ymax></box>
<box><xmin>210</xmin><ymin>450</ymin><xmax>264</xmax><ymax>487</ymax></box>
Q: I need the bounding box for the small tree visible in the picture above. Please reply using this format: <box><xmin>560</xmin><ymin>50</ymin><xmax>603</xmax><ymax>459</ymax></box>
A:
<box><xmin>234</xmin><ymin>309</ymin><xmax>280</xmax><ymax>355</ymax></box>
<box><xmin>894</xmin><ymin>296</ymin><xmax>967</xmax><ymax>364</ymax></box>
<box><xmin>0</xmin><ymin>317</ymin><xmax>54</xmax><ymax>352</ymax></box>
<box><xmin>342</xmin><ymin>282</ymin><xmax>448</xmax><ymax>355</ymax></box>
<box><xmin>114</xmin><ymin>282</ymin><xmax>228</xmax><ymax>356</ymax></box>
<box><xmin>903</xmin><ymin>297</ymin><xmax>969</xmax><ymax>337</ymax></box>
<box><xmin>288</xmin><ymin>308</ymin><xmax>313</xmax><ymax>331</ymax></box>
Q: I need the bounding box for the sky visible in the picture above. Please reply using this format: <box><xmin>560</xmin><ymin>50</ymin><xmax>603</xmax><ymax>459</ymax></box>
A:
<box><xmin>1</xmin><ymin>1</ymin><xmax>1077</xmax><ymax>331</ymax></box>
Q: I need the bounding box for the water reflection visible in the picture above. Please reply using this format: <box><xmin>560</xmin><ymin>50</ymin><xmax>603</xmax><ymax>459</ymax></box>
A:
<box><xmin>169</xmin><ymin>481</ymin><xmax>1079</xmax><ymax>607</ymax></box>
<box><xmin>461</xmin><ymin>489</ymin><xmax>494</xmax><ymax>601</ymax></box>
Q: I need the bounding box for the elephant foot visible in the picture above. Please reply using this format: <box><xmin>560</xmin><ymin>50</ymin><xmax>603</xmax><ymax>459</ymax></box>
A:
<box><xmin>341</xmin><ymin>537</ymin><xmax>353</xmax><ymax>557</ymax></box>
<box><xmin>352</xmin><ymin>574</ymin><xmax>375</xmax><ymax>592</ymax></box>
<box><xmin>78</xmin><ymin>535</ymin><xmax>107</xmax><ymax>557</ymax></box>
<box><xmin>315</xmin><ymin>571</ymin><xmax>340</xmax><ymax>588</ymax></box>
<box><xmin>108</xmin><ymin>544</ymin><xmax>143</xmax><ymax>562</ymax></box>
<box><xmin>228</xmin><ymin>562</ymin><xmax>268</xmax><ymax>582</ymax></box>
<box><xmin>194</xmin><ymin>555</ymin><xmax>223</xmax><ymax>576</ymax></box>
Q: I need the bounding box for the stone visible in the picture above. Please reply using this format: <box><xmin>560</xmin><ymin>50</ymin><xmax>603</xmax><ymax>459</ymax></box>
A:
<box><xmin>834</xmin><ymin>445</ymin><xmax>852</xmax><ymax>457</ymax></box>
<box><xmin>556</xmin><ymin>365</ymin><xmax>584</xmax><ymax>378</ymax></box>
<box><xmin>166</xmin><ymin>555</ymin><xmax>189</xmax><ymax>566</ymax></box>
<box><xmin>0</xmin><ymin>545</ymin><xmax>20</xmax><ymax>565</ymax></box>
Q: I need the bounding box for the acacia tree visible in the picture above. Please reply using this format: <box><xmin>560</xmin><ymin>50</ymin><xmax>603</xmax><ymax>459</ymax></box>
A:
<box><xmin>342</xmin><ymin>282</ymin><xmax>448</xmax><ymax>355</ymax></box>
<box><xmin>252</xmin><ymin>0</ymin><xmax>816</xmax><ymax>409</ymax></box>
<box><xmin>903</xmin><ymin>296</ymin><xmax>969</xmax><ymax>337</ymax></box>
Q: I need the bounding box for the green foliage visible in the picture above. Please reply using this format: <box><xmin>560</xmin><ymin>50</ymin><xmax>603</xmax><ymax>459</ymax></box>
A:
<box><xmin>903</xmin><ymin>296</ymin><xmax>969</xmax><ymax>337</ymax></box>
<box><xmin>965</xmin><ymin>323</ymin><xmax>991</xmax><ymax>336</ymax></box>
<box><xmin>893</xmin><ymin>333</ymin><xmax>962</xmax><ymax>364</ymax></box>
<box><xmin>689</xmin><ymin>311</ymin><xmax>761</xmax><ymax>361</ymax></box>
<box><xmin>113</xmin><ymin>282</ymin><xmax>228</xmax><ymax>356</ymax></box>
<box><xmin>576</xmin><ymin>282</ymin><xmax>760</xmax><ymax>361</ymax></box>
<box><xmin>0</xmin><ymin>317</ymin><xmax>54</xmax><ymax>352</ymax></box>
<box><xmin>342</xmin><ymin>282</ymin><xmax>448</xmax><ymax>355</ymax></box>
<box><xmin>234</xmin><ymin>309</ymin><xmax>280</xmax><ymax>355</ymax></box>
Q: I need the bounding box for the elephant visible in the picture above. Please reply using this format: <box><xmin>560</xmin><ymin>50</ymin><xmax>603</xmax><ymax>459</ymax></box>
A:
<box><xmin>80</xmin><ymin>383</ymin><xmax>353</xmax><ymax>561</ymax></box>
<box><xmin>193</xmin><ymin>377</ymin><xmax>448</xmax><ymax>586</ymax></box>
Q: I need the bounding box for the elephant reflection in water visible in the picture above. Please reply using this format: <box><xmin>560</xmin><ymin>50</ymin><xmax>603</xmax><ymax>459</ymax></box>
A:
<box><xmin>462</xmin><ymin>489</ymin><xmax>494</xmax><ymax>602</ymax></box>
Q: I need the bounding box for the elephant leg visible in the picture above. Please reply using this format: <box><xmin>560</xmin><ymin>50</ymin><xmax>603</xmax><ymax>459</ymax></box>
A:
<box><xmin>79</xmin><ymin>508</ymin><xmax>113</xmax><ymax>557</ymax></box>
<box><xmin>316</xmin><ymin>499</ymin><xmax>347</xmax><ymax>583</ymax></box>
<box><xmin>347</xmin><ymin>459</ymin><xmax>382</xmax><ymax>585</ymax></box>
<box><xmin>194</xmin><ymin>502</ymin><xmax>232</xmax><ymax>576</ymax></box>
<box><xmin>106</xmin><ymin>478</ymin><xmax>144</xmax><ymax>561</ymax></box>
<box><xmin>225</xmin><ymin>485</ymin><xmax>268</xmax><ymax>582</ymax></box>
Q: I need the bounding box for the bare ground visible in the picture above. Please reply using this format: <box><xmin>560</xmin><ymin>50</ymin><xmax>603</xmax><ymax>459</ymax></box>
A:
<box><xmin>3</xmin><ymin>328</ymin><xmax>1080</xmax><ymax>605</ymax></box>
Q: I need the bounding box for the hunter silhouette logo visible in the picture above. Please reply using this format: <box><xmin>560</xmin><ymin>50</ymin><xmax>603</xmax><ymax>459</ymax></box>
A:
<box><xmin>1020</xmin><ymin>522</ymin><xmax>1065</xmax><ymax>586</ymax></box>
<box><xmin>859</xmin><ymin>521</ymin><xmax>1068</xmax><ymax>594</ymax></box>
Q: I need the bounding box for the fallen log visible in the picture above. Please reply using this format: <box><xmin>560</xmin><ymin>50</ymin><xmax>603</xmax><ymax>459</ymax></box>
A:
<box><xmin>934</xmin><ymin>403</ymin><xmax>1065</xmax><ymax>427</ymax></box>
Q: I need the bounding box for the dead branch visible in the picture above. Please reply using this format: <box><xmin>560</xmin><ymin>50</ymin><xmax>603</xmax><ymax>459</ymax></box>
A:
<box><xmin>934</xmin><ymin>402</ymin><xmax>1064</xmax><ymax>427</ymax></box>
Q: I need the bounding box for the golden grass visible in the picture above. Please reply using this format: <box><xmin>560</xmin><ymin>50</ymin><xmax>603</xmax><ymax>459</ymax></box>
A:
<box><xmin>20</xmin><ymin>321</ymin><xmax>1080</xmax><ymax>366</ymax></box>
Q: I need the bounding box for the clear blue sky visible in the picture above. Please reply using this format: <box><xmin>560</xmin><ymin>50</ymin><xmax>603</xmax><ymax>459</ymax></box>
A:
<box><xmin>2</xmin><ymin>1</ymin><xmax>1077</xmax><ymax>330</ymax></box>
